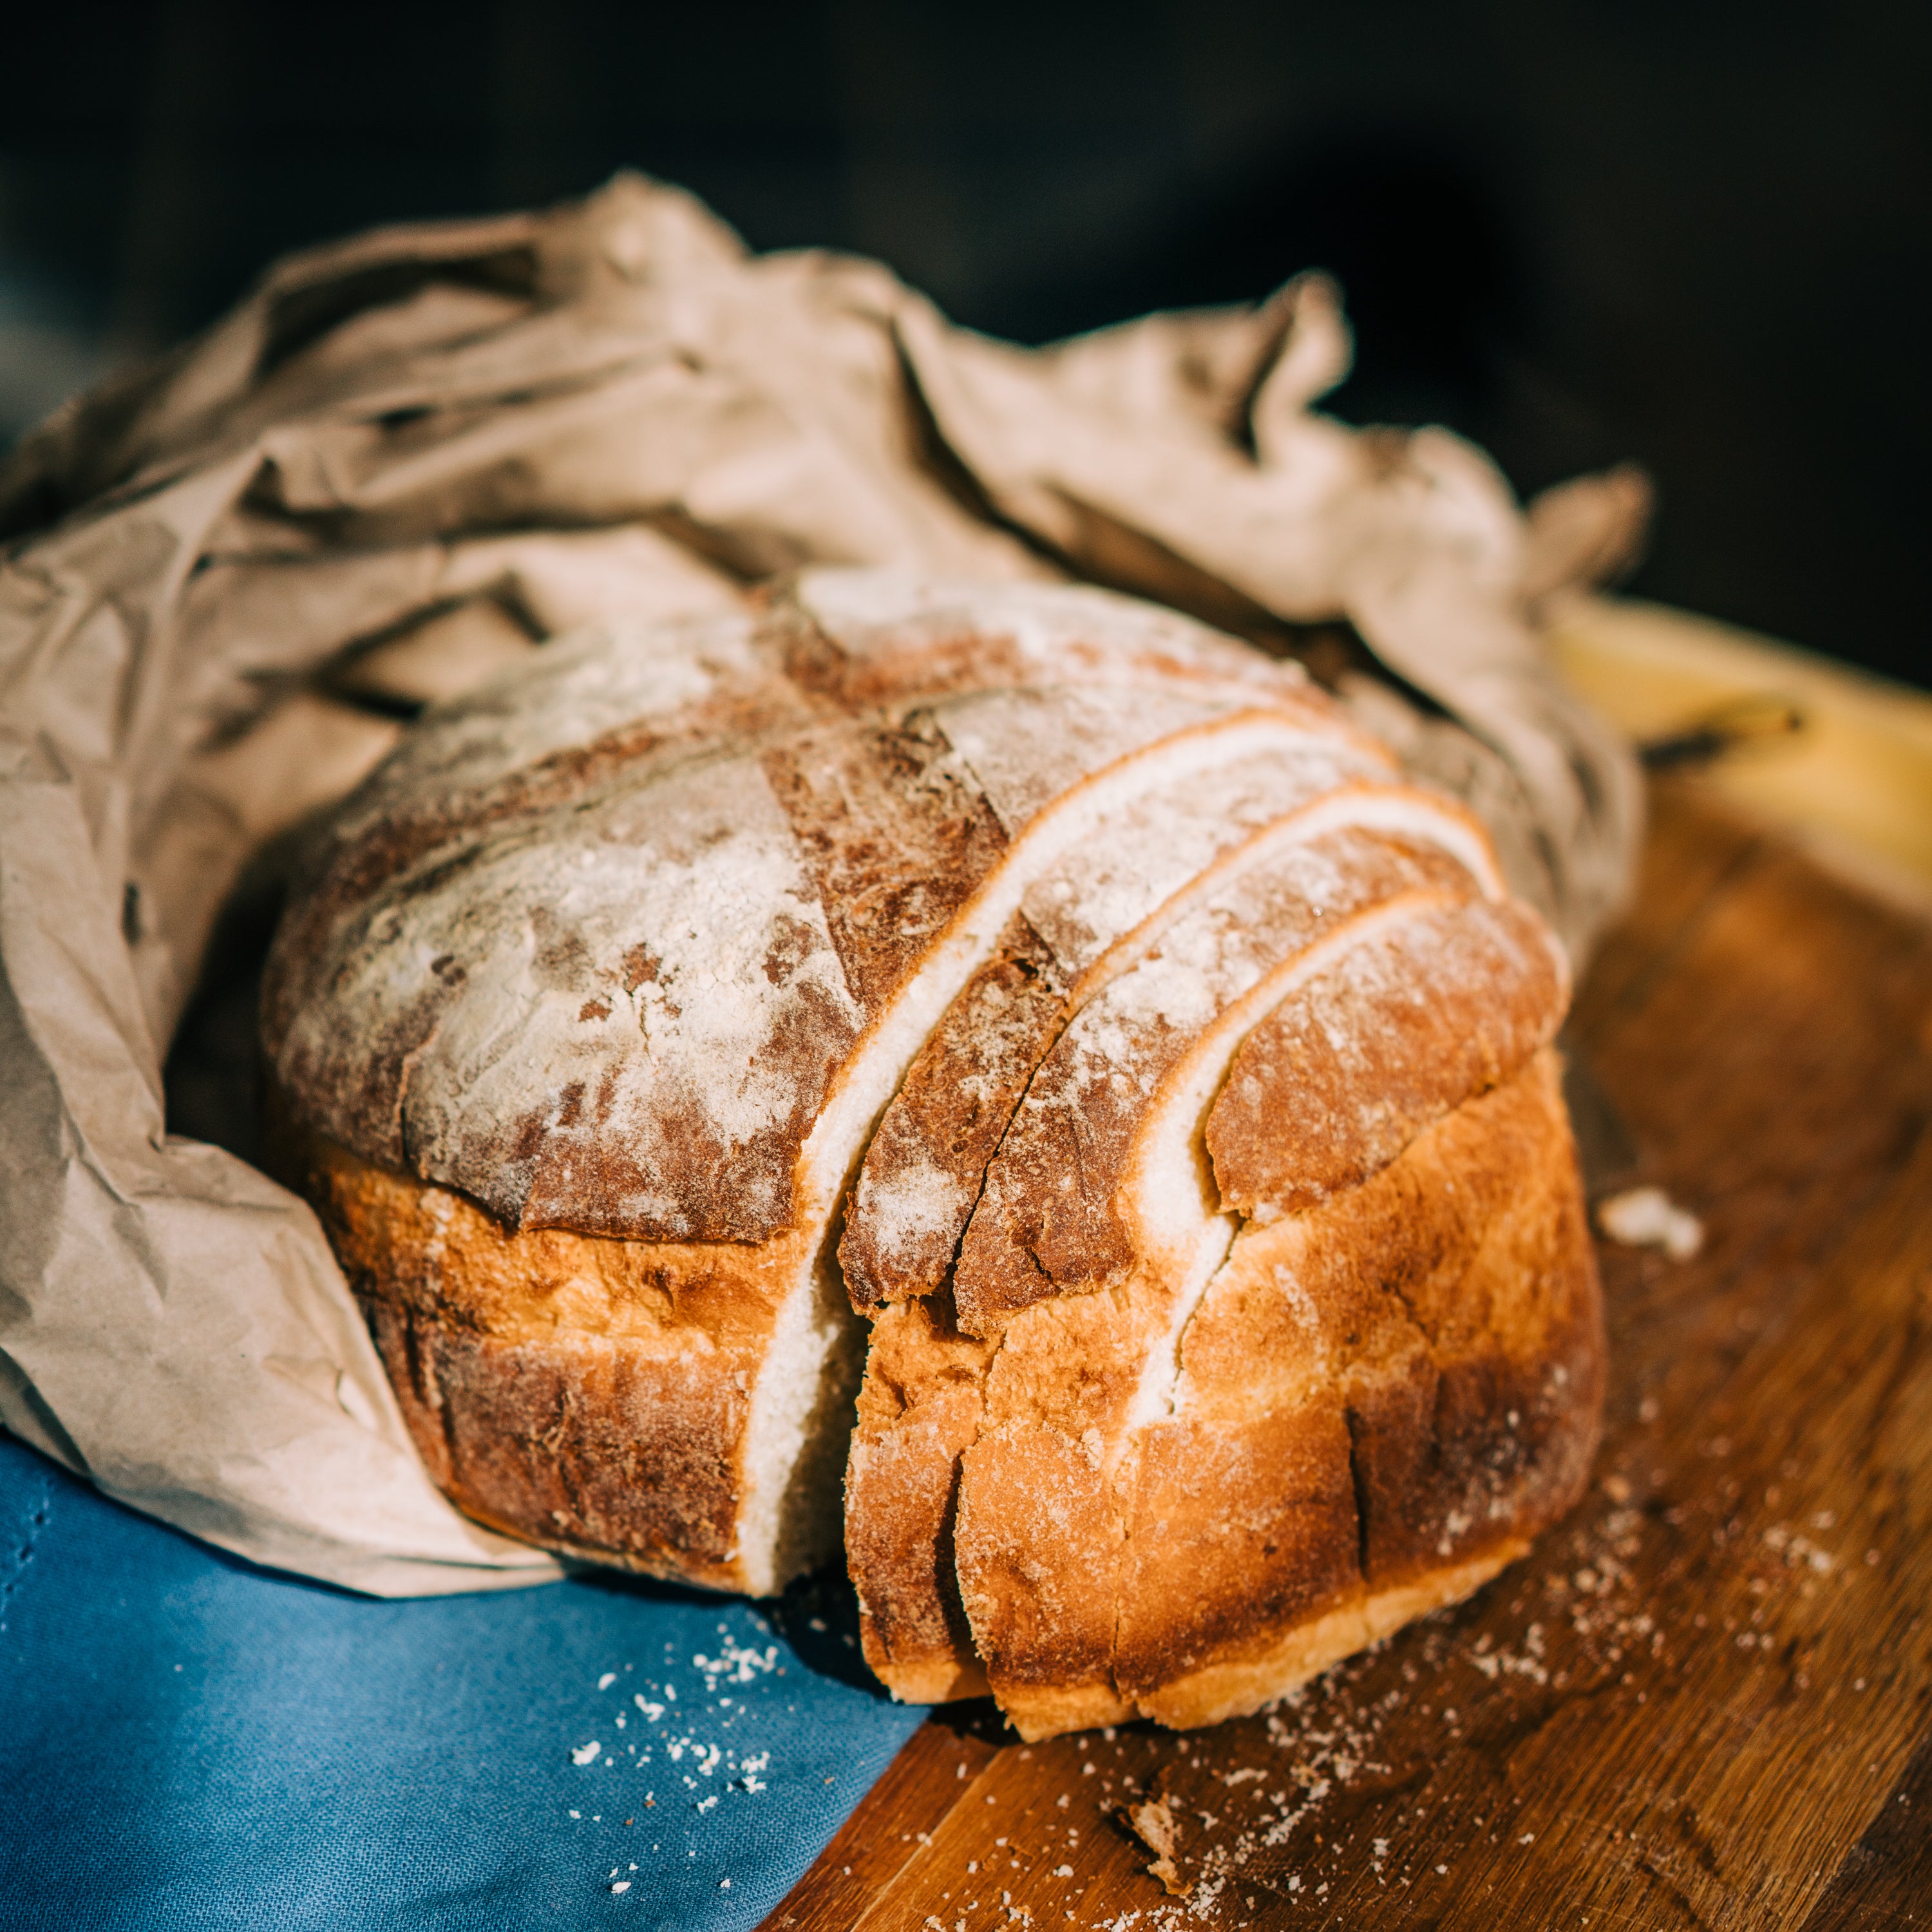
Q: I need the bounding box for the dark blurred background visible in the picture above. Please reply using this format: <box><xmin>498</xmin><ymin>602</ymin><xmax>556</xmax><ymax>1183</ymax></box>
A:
<box><xmin>1</xmin><ymin>0</ymin><xmax>1926</xmax><ymax>685</ymax></box>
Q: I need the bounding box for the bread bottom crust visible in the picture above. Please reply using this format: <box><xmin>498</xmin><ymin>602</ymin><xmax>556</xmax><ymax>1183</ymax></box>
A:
<box><xmin>874</xmin><ymin>1656</ymin><xmax>994</xmax><ymax>1704</ymax></box>
<box><xmin>1128</xmin><ymin>1542</ymin><xmax>1526</xmax><ymax>1735</ymax></box>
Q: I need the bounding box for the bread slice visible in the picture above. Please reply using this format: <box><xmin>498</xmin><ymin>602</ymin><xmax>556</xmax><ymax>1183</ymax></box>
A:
<box><xmin>266</xmin><ymin>570</ymin><xmax>1602</xmax><ymax>1731</ymax></box>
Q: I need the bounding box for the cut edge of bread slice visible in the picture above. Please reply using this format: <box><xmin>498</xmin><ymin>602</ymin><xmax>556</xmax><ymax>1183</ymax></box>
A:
<box><xmin>1114</xmin><ymin>886</ymin><xmax>1468</xmax><ymax>1449</ymax></box>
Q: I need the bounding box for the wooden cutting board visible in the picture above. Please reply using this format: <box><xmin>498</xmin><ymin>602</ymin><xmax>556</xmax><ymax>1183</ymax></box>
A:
<box><xmin>764</xmin><ymin>776</ymin><xmax>1932</xmax><ymax>1930</ymax></box>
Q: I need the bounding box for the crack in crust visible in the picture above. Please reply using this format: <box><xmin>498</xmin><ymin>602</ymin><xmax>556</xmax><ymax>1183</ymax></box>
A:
<box><xmin>839</xmin><ymin>911</ymin><xmax>1068</xmax><ymax>1309</ymax></box>
<box><xmin>761</xmin><ymin>713</ymin><xmax>1013</xmax><ymax>1014</ymax></box>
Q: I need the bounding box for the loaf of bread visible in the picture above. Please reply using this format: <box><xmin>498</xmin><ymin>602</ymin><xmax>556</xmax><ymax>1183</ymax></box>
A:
<box><xmin>264</xmin><ymin>570</ymin><xmax>1603</xmax><ymax>1738</ymax></box>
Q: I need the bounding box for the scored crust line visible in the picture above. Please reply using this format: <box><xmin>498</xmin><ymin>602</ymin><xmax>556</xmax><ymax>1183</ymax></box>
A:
<box><xmin>844</xmin><ymin>782</ymin><xmax>1509</xmax><ymax>1318</ymax></box>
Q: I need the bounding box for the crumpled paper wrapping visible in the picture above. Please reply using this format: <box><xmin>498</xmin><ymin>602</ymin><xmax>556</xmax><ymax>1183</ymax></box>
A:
<box><xmin>0</xmin><ymin>173</ymin><xmax>1646</xmax><ymax>1594</ymax></box>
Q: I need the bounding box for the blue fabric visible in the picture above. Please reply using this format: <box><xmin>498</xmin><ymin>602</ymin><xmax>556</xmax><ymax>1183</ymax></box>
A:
<box><xmin>0</xmin><ymin>1434</ymin><xmax>923</xmax><ymax>1930</ymax></box>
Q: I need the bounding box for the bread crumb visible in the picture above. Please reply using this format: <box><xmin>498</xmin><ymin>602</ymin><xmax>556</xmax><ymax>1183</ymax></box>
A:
<box><xmin>1596</xmin><ymin>1186</ymin><xmax>1703</xmax><ymax>1258</ymax></box>
<box><xmin>1121</xmin><ymin>1797</ymin><xmax>1187</xmax><ymax>1896</ymax></box>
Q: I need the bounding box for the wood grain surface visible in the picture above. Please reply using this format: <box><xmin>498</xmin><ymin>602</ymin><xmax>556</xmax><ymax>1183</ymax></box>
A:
<box><xmin>763</xmin><ymin>781</ymin><xmax>1932</xmax><ymax>1931</ymax></box>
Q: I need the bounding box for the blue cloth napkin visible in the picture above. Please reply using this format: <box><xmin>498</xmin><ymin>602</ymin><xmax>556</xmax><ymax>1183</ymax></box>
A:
<box><xmin>0</xmin><ymin>1433</ymin><xmax>925</xmax><ymax>1930</ymax></box>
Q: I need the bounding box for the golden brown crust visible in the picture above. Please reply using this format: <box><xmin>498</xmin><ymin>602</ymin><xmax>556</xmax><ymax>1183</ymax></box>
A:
<box><xmin>1206</xmin><ymin>895</ymin><xmax>1567</xmax><ymax>1219</ymax></box>
<box><xmin>278</xmin><ymin>1113</ymin><xmax>811</xmax><ymax>1592</ymax></box>
<box><xmin>1112</xmin><ymin>1403</ymin><xmax>1362</xmax><ymax>1703</ymax></box>
<box><xmin>844</xmin><ymin>1293</ymin><xmax>997</xmax><ymax>1698</ymax></box>
<box><xmin>845</xmin><ymin>1380</ymin><xmax>990</xmax><ymax>1702</ymax></box>
<box><xmin>1132</xmin><ymin>1548</ymin><xmax>1527</xmax><ymax>1731</ymax></box>
<box><xmin>850</xmin><ymin>1050</ymin><xmax>1603</xmax><ymax>1738</ymax></box>
<box><xmin>846</xmin><ymin>1285</ymin><xmax>1143</xmax><ymax>1706</ymax></box>
<box><xmin>364</xmin><ymin>1298</ymin><xmax>748</xmax><ymax>1585</ymax></box>
<box><xmin>954</xmin><ymin>1421</ymin><xmax>1133</xmax><ymax>1729</ymax></box>
<box><xmin>1112</xmin><ymin>1051</ymin><xmax>1600</xmax><ymax>1724</ymax></box>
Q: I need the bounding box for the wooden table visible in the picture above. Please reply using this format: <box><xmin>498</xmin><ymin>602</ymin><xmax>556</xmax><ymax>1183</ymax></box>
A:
<box><xmin>766</xmin><ymin>779</ymin><xmax>1932</xmax><ymax>1930</ymax></box>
